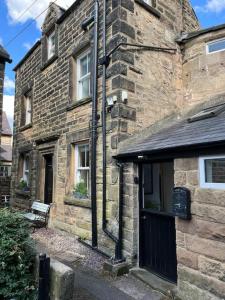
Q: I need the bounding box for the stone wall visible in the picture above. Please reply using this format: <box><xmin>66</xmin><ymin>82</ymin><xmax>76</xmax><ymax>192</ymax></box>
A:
<box><xmin>182</xmin><ymin>28</ymin><xmax>225</xmax><ymax>108</ymax></box>
<box><xmin>12</xmin><ymin>0</ymin><xmax>200</xmax><ymax>260</ymax></box>
<box><xmin>175</xmin><ymin>158</ymin><xmax>225</xmax><ymax>300</ymax></box>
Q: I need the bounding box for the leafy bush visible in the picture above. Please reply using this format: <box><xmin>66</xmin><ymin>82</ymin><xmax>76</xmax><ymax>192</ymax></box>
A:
<box><xmin>0</xmin><ymin>209</ymin><xmax>37</xmax><ymax>299</ymax></box>
<box><xmin>73</xmin><ymin>182</ymin><xmax>88</xmax><ymax>198</ymax></box>
<box><xmin>18</xmin><ymin>179</ymin><xmax>29</xmax><ymax>191</ymax></box>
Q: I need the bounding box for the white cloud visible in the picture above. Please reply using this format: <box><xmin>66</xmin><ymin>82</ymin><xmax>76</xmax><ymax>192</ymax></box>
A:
<box><xmin>6</xmin><ymin>0</ymin><xmax>76</xmax><ymax>30</ymax></box>
<box><xmin>23</xmin><ymin>42</ymin><xmax>32</xmax><ymax>50</ymax></box>
<box><xmin>3</xmin><ymin>94</ymin><xmax>14</xmax><ymax>129</ymax></box>
<box><xmin>4</xmin><ymin>76</ymin><xmax>15</xmax><ymax>93</ymax></box>
<box><xmin>0</xmin><ymin>37</ymin><xmax>3</xmax><ymax>45</ymax></box>
<box><xmin>195</xmin><ymin>0</ymin><xmax>225</xmax><ymax>13</ymax></box>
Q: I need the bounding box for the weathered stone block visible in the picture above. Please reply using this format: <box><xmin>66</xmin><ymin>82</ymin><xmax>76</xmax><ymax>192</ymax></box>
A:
<box><xmin>178</xmin><ymin>265</ymin><xmax>225</xmax><ymax>299</ymax></box>
<box><xmin>50</xmin><ymin>259</ymin><xmax>74</xmax><ymax>300</ymax></box>
<box><xmin>177</xmin><ymin>247</ymin><xmax>198</xmax><ymax>269</ymax></box>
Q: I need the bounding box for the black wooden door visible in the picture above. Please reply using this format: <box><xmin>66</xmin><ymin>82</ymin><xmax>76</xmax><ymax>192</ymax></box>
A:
<box><xmin>140</xmin><ymin>210</ymin><xmax>177</xmax><ymax>282</ymax></box>
<box><xmin>44</xmin><ymin>155</ymin><xmax>53</xmax><ymax>204</ymax></box>
<box><xmin>139</xmin><ymin>162</ymin><xmax>177</xmax><ymax>283</ymax></box>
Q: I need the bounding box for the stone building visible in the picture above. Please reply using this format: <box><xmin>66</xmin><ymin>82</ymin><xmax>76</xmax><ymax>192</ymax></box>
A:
<box><xmin>0</xmin><ymin>111</ymin><xmax>12</xmax><ymax>205</ymax></box>
<box><xmin>0</xmin><ymin>45</ymin><xmax>12</xmax><ymax>206</ymax></box>
<box><xmin>12</xmin><ymin>0</ymin><xmax>225</xmax><ymax>299</ymax></box>
<box><xmin>0</xmin><ymin>45</ymin><xmax>11</xmax><ymax>149</ymax></box>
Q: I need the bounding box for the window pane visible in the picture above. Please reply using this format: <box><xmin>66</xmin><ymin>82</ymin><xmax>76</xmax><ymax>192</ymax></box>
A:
<box><xmin>48</xmin><ymin>32</ymin><xmax>55</xmax><ymax>59</ymax></box>
<box><xmin>87</xmin><ymin>53</ymin><xmax>91</xmax><ymax>73</ymax></box>
<box><xmin>86</xmin><ymin>148</ymin><xmax>89</xmax><ymax>167</ymax></box>
<box><xmin>79</xmin><ymin>170</ymin><xmax>88</xmax><ymax>187</ymax></box>
<box><xmin>78</xmin><ymin>146</ymin><xmax>86</xmax><ymax>167</ymax></box>
<box><xmin>80</xmin><ymin>55</ymin><xmax>88</xmax><ymax>77</ymax></box>
<box><xmin>205</xmin><ymin>159</ymin><xmax>225</xmax><ymax>183</ymax></box>
<box><xmin>208</xmin><ymin>39</ymin><xmax>225</xmax><ymax>53</ymax></box>
<box><xmin>80</xmin><ymin>77</ymin><xmax>90</xmax><ymax>99</ymax></box>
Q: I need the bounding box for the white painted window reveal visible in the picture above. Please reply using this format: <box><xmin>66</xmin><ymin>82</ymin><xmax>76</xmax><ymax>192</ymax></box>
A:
<box><xmin>25</xmin><ymin>94</ymin><xmax>32</xmax><ymax>125</ymax></box>
<box><xmin>199</xmin><ymin>156</ymin><xmax>225</xmax><ymax>189</ymax></box>
<box><xmin>47</xmin><ymin>31</ymin><xmax>56</xmax><ymax>59</ymax></box>
<box><xmin>23</xmin><ymin>154</ymin><xmax>30</xmax><ymax>185</ymax></box>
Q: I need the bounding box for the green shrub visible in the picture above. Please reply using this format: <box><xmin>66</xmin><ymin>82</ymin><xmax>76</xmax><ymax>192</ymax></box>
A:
<box><xmin>0</xmin><ymin>209</ymin><xmax>37</xmax><ymax>300</ymax></box>
<box><xmin>73</xmin><ymin>182</ymin><xmax>88</xmax><ymax>198</ymax></box>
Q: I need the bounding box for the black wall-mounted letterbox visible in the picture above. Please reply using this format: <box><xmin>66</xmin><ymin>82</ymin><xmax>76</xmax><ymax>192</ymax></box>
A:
<box><xmin>172</xmin><ymin>187</ymin><xmax>191</xmax><ymax>220</ymax></box>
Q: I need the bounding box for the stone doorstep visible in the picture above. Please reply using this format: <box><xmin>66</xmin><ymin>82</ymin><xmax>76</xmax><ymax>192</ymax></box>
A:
<box><xmin>130</xmin><ymin>268</ymin><xmax>178</xmax><ymax>299</ymax></box>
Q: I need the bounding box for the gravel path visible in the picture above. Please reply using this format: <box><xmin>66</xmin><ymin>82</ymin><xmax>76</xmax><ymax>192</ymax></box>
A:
<box><xmin>32</xmin><ymin>228</ymin><xmax>167</xmax><ymax>300</ymax></box>
<box><xmin>32</xmin><ymin>228</ymin><xmax>107</xmax><ymax>271</ymax></box>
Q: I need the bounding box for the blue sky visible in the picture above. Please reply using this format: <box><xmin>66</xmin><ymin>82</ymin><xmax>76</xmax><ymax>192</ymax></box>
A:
<box><xmin>1</xmin><ymin>0</ymin><xmax>225</xmax><ymax>127</ymax></box>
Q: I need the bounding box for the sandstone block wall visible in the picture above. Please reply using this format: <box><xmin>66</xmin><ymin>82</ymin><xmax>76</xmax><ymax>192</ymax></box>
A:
<box><xmin>183</xmin><ymin>28</ymin><xmax>225</xmax><ymax>109</ymax></box>
<box><xmin>12</xmin><ymin>0</ymin><xmax>200</xmax><ymax>260</ymax></box>
<box><xmin>175</xmin><ymin>158</ymin><xmax>225</xmax><ymax>300</ymax></box>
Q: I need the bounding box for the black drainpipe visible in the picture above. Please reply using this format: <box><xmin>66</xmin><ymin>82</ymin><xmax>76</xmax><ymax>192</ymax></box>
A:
<box><xmin>101</xmin><ymin>0</ymin><xmax>124</xmax><ymax>262</ymax></box>
<box><xmin>90</xmin><ymin>0</ymin><xmax>99</xmax><ymax>248</ymax></box>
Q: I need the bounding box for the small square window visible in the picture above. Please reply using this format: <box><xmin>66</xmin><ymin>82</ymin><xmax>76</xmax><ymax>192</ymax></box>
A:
<box><xmin>199</xmin><ymin>156</ymin><xmax>225</xmax><ymax>189</ymax></box>
<box><xmin>77</xmin><ymin>50</ymin><xmax>91</xmax><ymax>100</ymax></box>
<box><xmin>207</xmin><ymin>38</ymin><xmax>225</xmax><ymax>54</ymax></box>
<box><xmin>47</xmin><ymin>31</ymin><xmax>56</xmax><ymax>59</ymax></box>
<box><xmin>75</xmin><ymin>143</ymin><xmax>90</xmax><ymax>195</ymax></box>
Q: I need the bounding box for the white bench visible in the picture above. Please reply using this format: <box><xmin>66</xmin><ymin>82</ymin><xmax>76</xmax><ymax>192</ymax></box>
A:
<box><xmin>24</xmin><ymin>201</ymin><xmax>50</xmax><ymax>228</ymax></box>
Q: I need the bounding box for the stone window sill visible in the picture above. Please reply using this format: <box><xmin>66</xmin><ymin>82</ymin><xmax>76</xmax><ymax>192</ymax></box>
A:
<box><xmin>15</xmin><ymin>189</ymin><xmax>31</xmax><ymax>197</ymax></box>
<box><xmin>41</xmin><ymin>54</ymin><xmax>58</xmax><ymax>71</ymax></box>
<box><xmin>20</xmin><ymin>123</ymin><xmax>32</xmax><ymax>131</ymax></box>
<box><xmin>64</xmin><ymin>195</ymin><xmax>91</xmax><ymax>208</ymax></box>
<box><xmin>67</xmin><ymin>97</ymin><xmax>92</xmax><ymax>111</ymax></box>
<box><xmin>134</xmin><ymin>0</ymin><xmax>161</xmax><ymax>18</ymax></box>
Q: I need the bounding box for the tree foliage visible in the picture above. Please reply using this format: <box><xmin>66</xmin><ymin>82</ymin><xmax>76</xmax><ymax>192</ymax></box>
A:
<box><xmin>0</xmin><ymin>209</ymin><xmax>37</xmax><ymax>299</ymax></box>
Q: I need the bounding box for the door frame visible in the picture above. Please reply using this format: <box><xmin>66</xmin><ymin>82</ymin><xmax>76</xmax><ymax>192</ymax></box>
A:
<box><xmin>36</xmin><ymin>142</ymin><xmax>56</xmax><ymax>204</ymax></box>
<box><xmin>44</xmin><ymin>154</ymin><xmax>53</xmax><ymax>204</ymax></box>
<box><xmin>138</xmin><ymin>161</ymin><xmax>177</xmax><ymax>283</ymax></box>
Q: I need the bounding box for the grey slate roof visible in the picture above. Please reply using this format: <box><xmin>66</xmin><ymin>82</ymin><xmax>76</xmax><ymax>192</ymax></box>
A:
<box><xmin>117</xmin><ymin>104</ymin><xmax>225</xmax><ymax>159</ymax></box>
<box><xmin>0</xmin><ymin>145</ymin><xmax>12</xmax><ymax>162</ymax></box>
<box><xmin>1</xmin><ymin>112</ymin><xmax>12</xmax><ymax>136</ymax></box>
<box><xmin>0</xmin><ymin>45</ymin><xmax>12</xmax><ymax>63</ymax></box>
<box><xmin>177</xmin><ymin>23</ymin><xmax>225</xmax><ymax>43</ymax></box>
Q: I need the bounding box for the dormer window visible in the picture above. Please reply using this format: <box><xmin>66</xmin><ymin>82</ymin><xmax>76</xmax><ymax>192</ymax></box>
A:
<box><xmin>47</xmin><ymin>31</ymin><xmax>56</xmax><ymax>59</ymax></box>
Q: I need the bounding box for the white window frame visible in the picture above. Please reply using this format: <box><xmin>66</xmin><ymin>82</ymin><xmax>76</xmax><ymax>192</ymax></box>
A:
<box><xmin>23</xmin><ymin>154</ymin><xmax>30</xmax><ymax>185</ymax></box>
<box><xmin>199</xmin><ymin>155</ymin><xmax>225</xmax><ymax>189</ymax></box>
<box><xmin>25</xmin><ymin>94</ymin><xmax>32</xmax><ymax>125</ymax></box>
<box><xmin>77</xmin><ymin>49</ymin><xmax>91</xmax><ymax>100</ymax></box>
<box><xmin>75</xmin><ymin>143</ymin><xmax>90</xmax><ymax>192</ymax></box>
<box><xmin>206</xmin><ymin>37</ymin><xmax>225</xmax><ymax>55</ymax></box>
<box><xmin>47</xmin><ymin>31</ymin><xmax>56</xmax><ymax>59</ymax></box>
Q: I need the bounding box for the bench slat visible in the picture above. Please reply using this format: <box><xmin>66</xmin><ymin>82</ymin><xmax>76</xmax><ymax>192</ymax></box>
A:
<box><xmin>31</xmin><ymin>201</ymin><xmax>50</xmax><ymax>213</ymax></box>
<box><xmin>24</xmin><ymin>212</ymin><xmax>45</xmax><ymax>222</ymax></box>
